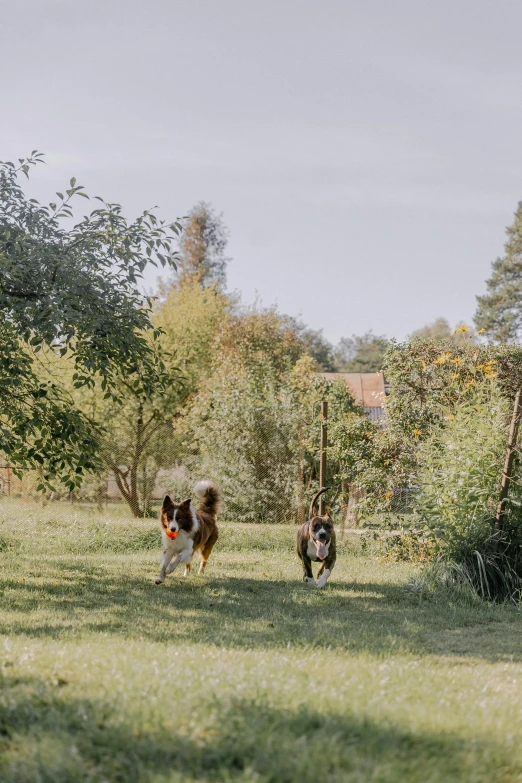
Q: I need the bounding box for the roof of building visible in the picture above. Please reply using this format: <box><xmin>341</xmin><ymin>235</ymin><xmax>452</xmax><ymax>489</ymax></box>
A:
<box><xmin>320</xmin><ymin>372</ymin><xmax>386</xmax><ymax>408</ymax></box>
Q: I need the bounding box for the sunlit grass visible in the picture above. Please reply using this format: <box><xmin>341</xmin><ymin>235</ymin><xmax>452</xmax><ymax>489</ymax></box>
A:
<box><xmin>1</xmin><ymin>498</ymin><xmax>522</xmax><ymax>782</ymax></box>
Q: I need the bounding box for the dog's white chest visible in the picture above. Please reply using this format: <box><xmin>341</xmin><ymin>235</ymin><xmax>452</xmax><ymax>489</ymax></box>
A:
<box><xmin>162</xmin><ymin>529</ymin><xmax>193</xmax><ymax>556</ymax></box>
<box><xmin>307</xmin><ymin>538</ymin><xmax>330</xmax><ymax>561</ymax></box>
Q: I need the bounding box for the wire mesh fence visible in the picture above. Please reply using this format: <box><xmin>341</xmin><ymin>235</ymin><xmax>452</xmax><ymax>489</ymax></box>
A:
<box><xmin>1</xmin><ymin>388</ymin><xmax>516</xmax><ymax>533</ymax></box>
<box><xmin>0</xmin><ymin>418</ymin><xmax>412</xmax><ymax>532</ymax></box>
<box><xmin>0</xmin><ymin>406</ymin><xmax>362</xmax><ymax>527</ymax></box>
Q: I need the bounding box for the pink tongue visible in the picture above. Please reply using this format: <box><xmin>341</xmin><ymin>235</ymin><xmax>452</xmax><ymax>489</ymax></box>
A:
<box><xmin>315</xmin><ymin>540</ymin><xmax>327</xmax><ymax>560</ymax></box>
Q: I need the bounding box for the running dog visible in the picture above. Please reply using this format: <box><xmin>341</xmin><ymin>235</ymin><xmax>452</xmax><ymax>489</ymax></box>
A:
<box><xmin>297</xmin><ymin>488</ymin><xmax>336</xmax><ymax>588</ymax></box>
<box><xmin>155</xmin><ymin>480</ymin><xmax>219</xmax><ymax>585</ymax></box>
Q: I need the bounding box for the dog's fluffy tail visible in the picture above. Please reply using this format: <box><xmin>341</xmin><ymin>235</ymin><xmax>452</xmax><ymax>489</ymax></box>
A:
<box><xmin>194</xmin><ymin>480</ymin><xmax>220</xmax><ymax>516</ymax></box>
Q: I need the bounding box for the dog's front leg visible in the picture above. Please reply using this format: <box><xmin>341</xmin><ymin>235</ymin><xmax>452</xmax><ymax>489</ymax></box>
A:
<box><xmin>167</xmin><ymin>547</ymin><xmax>192</xmax><ymax>576</ymax></box>
<box><xmin>155</xmin><ymin>549</ymin><xmax>174</xmax><ymax>585</ymax></box>
<box><xmin>165</xmin><ymin>553</ymin><xmax>182</xmax><ymax>575</ymax></box>
<box><xmin>315</xmin><ymin>556</ymin><xmax>335</xmax><ymax>589</ymax></box>
<box><xmin>301</xmin><ymin>553</ymin><xmax>315</xmax><ymax>586</ymax></box>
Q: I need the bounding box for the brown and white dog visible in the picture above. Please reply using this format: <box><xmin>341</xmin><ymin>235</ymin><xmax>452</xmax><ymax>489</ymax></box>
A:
<box><xmin>296</xmin><ymin>488</ymin><xmax>336</xmax><ymax>589</ymax></box>
<box><xmin>155</xmin><ymin>480</ymin><xmax>219</xmax><ymax>585</ymax></box>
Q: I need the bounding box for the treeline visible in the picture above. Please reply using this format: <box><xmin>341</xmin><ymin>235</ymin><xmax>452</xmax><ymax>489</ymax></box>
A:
<box><xmin>0</xmin><ymin>161</ymin><xmax>370</xmax><ymax>519</ymax></box>
<box><xmin>58</xmin><ymin>204</ymin><xmax>372</xmax><ymax>520</ymax></box>
<box><xmin>3</xmin><ymin>154</ymin><xmax>522</xmax><ymax>545</ymax></box>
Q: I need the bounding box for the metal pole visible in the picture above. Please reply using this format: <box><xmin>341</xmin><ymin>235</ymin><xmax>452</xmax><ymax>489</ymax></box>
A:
<box><xmin>495</xmin><ymin>389</ymin><xmax>522</xmax><ymax>531</ymax></box>
<box><xmin>319</xmin><ymin>400</ymin><xmax>328</xmax><ymax>515</ymax></box>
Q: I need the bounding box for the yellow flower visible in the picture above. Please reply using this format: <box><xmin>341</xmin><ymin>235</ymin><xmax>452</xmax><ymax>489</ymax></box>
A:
<box><xmin>445</xmin><ymin>414</ymin><xmax>455</xmax><ymax>421</ymax></box>
<box><xmin>420</xmin><ymin>360</ymin><xmax>427</xmax><ymax>370</ymax></box>
<box><xmin>385</xmin><ymin>490</ymin><xmax>393</xmax><ymax>501</ymax></box>
<box><xmin>453</xmin><ymin>325</ymin><xmax>470</xmax><ymax>334</ymax></box>
<box><xmin>413</xmin><ymin>429</ymin><xmax>422</xmax><ymax>436</ymax></box>
<box><xmin>450</xmin><ymin>373</ymin><xmax>459</xmax><ymax>379</ymax></box>
<box><xmin>433</xmin><ymin>352</ymin><xmax>452</xmax><ymax>365</ymax></box>
<box><xmin>465</xmin><ymin>379</ymin><xmax>475</xmax><ymax>387</ymax></box>
<box><xmin>476</xmin><ymin>328</ymin><xmax>485</xmax><ymax>335</ymax></box>
<box><xmin>450</xmin><ymin>357</ymin><xmax>463</xmax><ymax>365</ymax></box>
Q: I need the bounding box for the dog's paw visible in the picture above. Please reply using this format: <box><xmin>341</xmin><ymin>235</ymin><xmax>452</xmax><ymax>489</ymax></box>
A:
<box><xmin>303</xmin><ymin>576</ymin><xmax>315</xmax><ymax>586</ymax></box>
<box><xmin>315</xmin><ymin>569</ymin><xmax>331</xmax><ymax>589</ymax></box>
<box><xmin>154</xmin><ymin>578</ymin><xmax>164</xmax><ymax>585</ymax></box>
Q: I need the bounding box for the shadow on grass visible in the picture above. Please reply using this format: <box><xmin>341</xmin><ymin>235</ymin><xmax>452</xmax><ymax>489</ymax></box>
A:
<box><xmin>1</xmin><ymin>562</ymin><xmax>521</xmax><ymax>662</ymax></box>
<box><xmin>0</xmin><ymin>674</ymin><xmax>517</xmax><ymax>783</ymax></box>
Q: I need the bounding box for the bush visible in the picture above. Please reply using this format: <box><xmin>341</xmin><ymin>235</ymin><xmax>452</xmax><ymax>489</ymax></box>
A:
<box><xmin>414</xmin><ymin>381</ymin><xmax>522</xmax><ymax>601</ymax></box>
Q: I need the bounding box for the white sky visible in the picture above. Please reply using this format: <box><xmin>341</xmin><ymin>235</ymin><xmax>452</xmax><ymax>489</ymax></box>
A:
<box><xmin>2</xmin><ymin>0</ymin><xmax>522</xmax><ymax>343</ymax></box>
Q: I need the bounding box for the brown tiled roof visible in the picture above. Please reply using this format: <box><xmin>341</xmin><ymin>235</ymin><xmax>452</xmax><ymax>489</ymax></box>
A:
<box><xmin>320</xmin><ymin>372</ymin><xmax>386</xmax><ymax>408</ymax></box>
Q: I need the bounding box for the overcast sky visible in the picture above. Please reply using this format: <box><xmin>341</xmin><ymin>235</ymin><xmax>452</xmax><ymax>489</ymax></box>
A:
<box><xmin>2</xmin><ymin>0</ymin><xmax>522</xmax><ymax>344</ymax></box>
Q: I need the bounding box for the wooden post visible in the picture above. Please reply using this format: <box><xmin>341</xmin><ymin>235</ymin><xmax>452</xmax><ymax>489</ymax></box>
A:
<box><xmin>495</xmin><ymin>389</ymin><xmax>522</xmax><ymax>531</ymax></box>
<box><xmin>319</xmin><ymin>400</ymin><xmax>328</xmax><ymax>515</ymax></box>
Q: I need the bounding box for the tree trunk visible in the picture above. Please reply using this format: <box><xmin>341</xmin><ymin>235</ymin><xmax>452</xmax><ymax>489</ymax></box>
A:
<box><xmin>345</xmin><ymin>484</ymin><xmax>365</xmax><ymax>528</ymax></box>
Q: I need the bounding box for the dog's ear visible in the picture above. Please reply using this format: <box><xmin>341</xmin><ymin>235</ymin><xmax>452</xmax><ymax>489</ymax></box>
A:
<box><xmin>162</xmin><ymin>495</ymin><xmax>174</xmax><ymax>510</ymax></box>
<box><xmin>180</xmin><ymin>498</ymin><xmax>192</xmax><ymax>508</ymax></box>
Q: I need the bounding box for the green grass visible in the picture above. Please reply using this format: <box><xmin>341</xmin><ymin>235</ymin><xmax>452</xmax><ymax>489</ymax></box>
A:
<box><xmin>1</xmin><ymin>498</ymin><xmax>522</xmax><ymax>782</ymax></box>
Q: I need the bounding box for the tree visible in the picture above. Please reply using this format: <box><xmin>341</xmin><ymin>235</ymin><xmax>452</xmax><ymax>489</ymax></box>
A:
<box><xmin>67</xmin><ymin>279</ymin><xmax>231</xmax><ymax>517</ymax></box>
<box><xmin>296</xmin><ymin>325</ymin><xmax>337</xmax><ymax>371</ymax></box>
<box><xmin>154</xmin><ymin>277</ymin><xmax>232</xmax><ymax>391</ymax></box>
<box><xmin>0</xmin><ymin>153</ymin><xmax>181</xmax><ymax>491</ymax></box>
<box><xmin>78</xmin><ymin>359</ymin><xmax>182</xmax><ymax>518</ymax></box>
<box><xmin>180</xmin><ymin>307</ymin><xmax>305</xmax><ymax>522</ymax></box>
<box><xmin>412</xmin><ymin>317</ymin><xmax>475</xmax><ymax>345</ymax></box>
<box><xmin>475</xmin><ymin>202</ymin><xmax>522</xmax><ymax>342</ymax></box>
<box><xmin>334</xmin><ymin>332</ymin><xmax>388</xmax><ymax>373</ymax></box>
<box><xmin>176</xmin><ymin>202</ymin><xmax>229</xmax><ymax>289</ymax></box>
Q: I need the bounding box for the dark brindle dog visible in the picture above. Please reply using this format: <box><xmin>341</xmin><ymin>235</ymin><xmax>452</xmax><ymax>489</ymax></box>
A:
<box><xmin>297</xmin><ymin>488</ymin><xmax>336</xmax><ymax>588</ymax></box>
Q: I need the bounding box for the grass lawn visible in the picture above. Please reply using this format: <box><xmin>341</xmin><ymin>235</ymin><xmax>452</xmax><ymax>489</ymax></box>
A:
<box><xmin>1</xmin><ymin>498</ymin><xmax>522</xmax><ymax>782</ymax></box>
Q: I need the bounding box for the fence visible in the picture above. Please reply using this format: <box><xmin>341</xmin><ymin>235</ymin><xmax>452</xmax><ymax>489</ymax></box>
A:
<box><xmin>3</xmin><ymin>386</ymin><xmax>518</xmax><ymax>533</ymax></box>
<box><xmin>0</xmin><ymin>402</ymin><xmax>362</xmax><ymax>527</ymax></box>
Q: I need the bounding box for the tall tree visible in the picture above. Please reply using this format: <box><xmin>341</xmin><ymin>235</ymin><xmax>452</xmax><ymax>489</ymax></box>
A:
<box><xmin>475</xmin><ymin>202</ymin><xmax>522</xmax><ymax>342</ymax></box>
<box><xmin>177</xmin><ymin>202</ymin><xmax>229</xmax><ymax>289</ymax></box>
<box><xmin>0</xmin><ymin>153</ymin><xmax>181</xmax><ymax>491</ymax></box>
<box><xmin>334</xmin><ymin>332</ymin><xmax>388</xmax><ymax>373</ymax></box>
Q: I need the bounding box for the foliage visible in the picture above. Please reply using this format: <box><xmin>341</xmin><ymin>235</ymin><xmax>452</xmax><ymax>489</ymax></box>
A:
<box><xmin>176</xmin><ymin>201</ymin><xmax>229</xmax><ymax>289</ymax></box>
<box><xmin>290</xmin><ymin>357</ymin><xmax>367</xmax><ymax>502</ymax></box>
<box><xmin>383</xmin><ymin>338</ymin><xmax>522</xmax><ymax>441</ymax></box>
<box><xmin>212</xmin><ymin>307</ymin><xmax>304</xmax><ymax>379</ymax></box>
<box><xmin>347</xmin><ymin>339</ymin><xmax>522</xmax><ymax>525</ymax></box>
<box><xmin>154</xmin><ymin>277</ymin><xmax>232</xmax><ymax>391</ymax></box>
<box><xmin>334</xmin><ymin>331</ymin><xmax>388</xmax><ymax>373</ymax></box>
<box><xmin>475</xmin><ymin>201</ymin><xmax>522</xmax><ymax>342</ymax></box>
<box><xmin>0</xmin><ymin>323</ymin><xmax>98</xmax><ymax>492</ymax></box>
<box><xmin>414</xmin><ymin>382</ymin><xmax>507</xmax><ymax>539</ymax></box>
<box><xmin>361</xmin><ymin>528</ymin><xmax>435</xmax><ymax>563</ymax></box>
<box><xmin>75</xmin><ymin>358</ymin><xmax>182</xmax><ymax>518</ymax></box>
<box><xmin>412</xmin><ymin>381</ymin><xmax>522</xmax><ymax>601</ymax></box>
<box><xmin>61</xmin><ymin>280</ymin><xmax>231</xmax><ymax>517</ymax></box>
<box><xmin>180</xmin><ymin>308</ymin><xmax>305</xmax><ymax>522</ymax></box>
<box><xmin>374</xmin><ymin>337</ymin><xmax>522</xmax><ymax>600</ymax></box>
<box><xmin>0</xmin><ymin>154</ymin><xmax>181</xmax><ymax>491</ymax></box>
<box><xmin>296</xmin><ymin>325</ymin><xmax>337</xmax><ymax>371</ymax></box>
<box><xmin>412</xmin><ymin>317</ymin><xmax>476</xmax><ymax>345</ymax></box>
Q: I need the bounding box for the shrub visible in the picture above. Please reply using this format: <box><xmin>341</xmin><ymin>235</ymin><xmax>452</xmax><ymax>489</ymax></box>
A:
<box><xmin>414</xmin><ymin>380</ymin><xmax>522</xmax><ymax>601</ymax></box>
